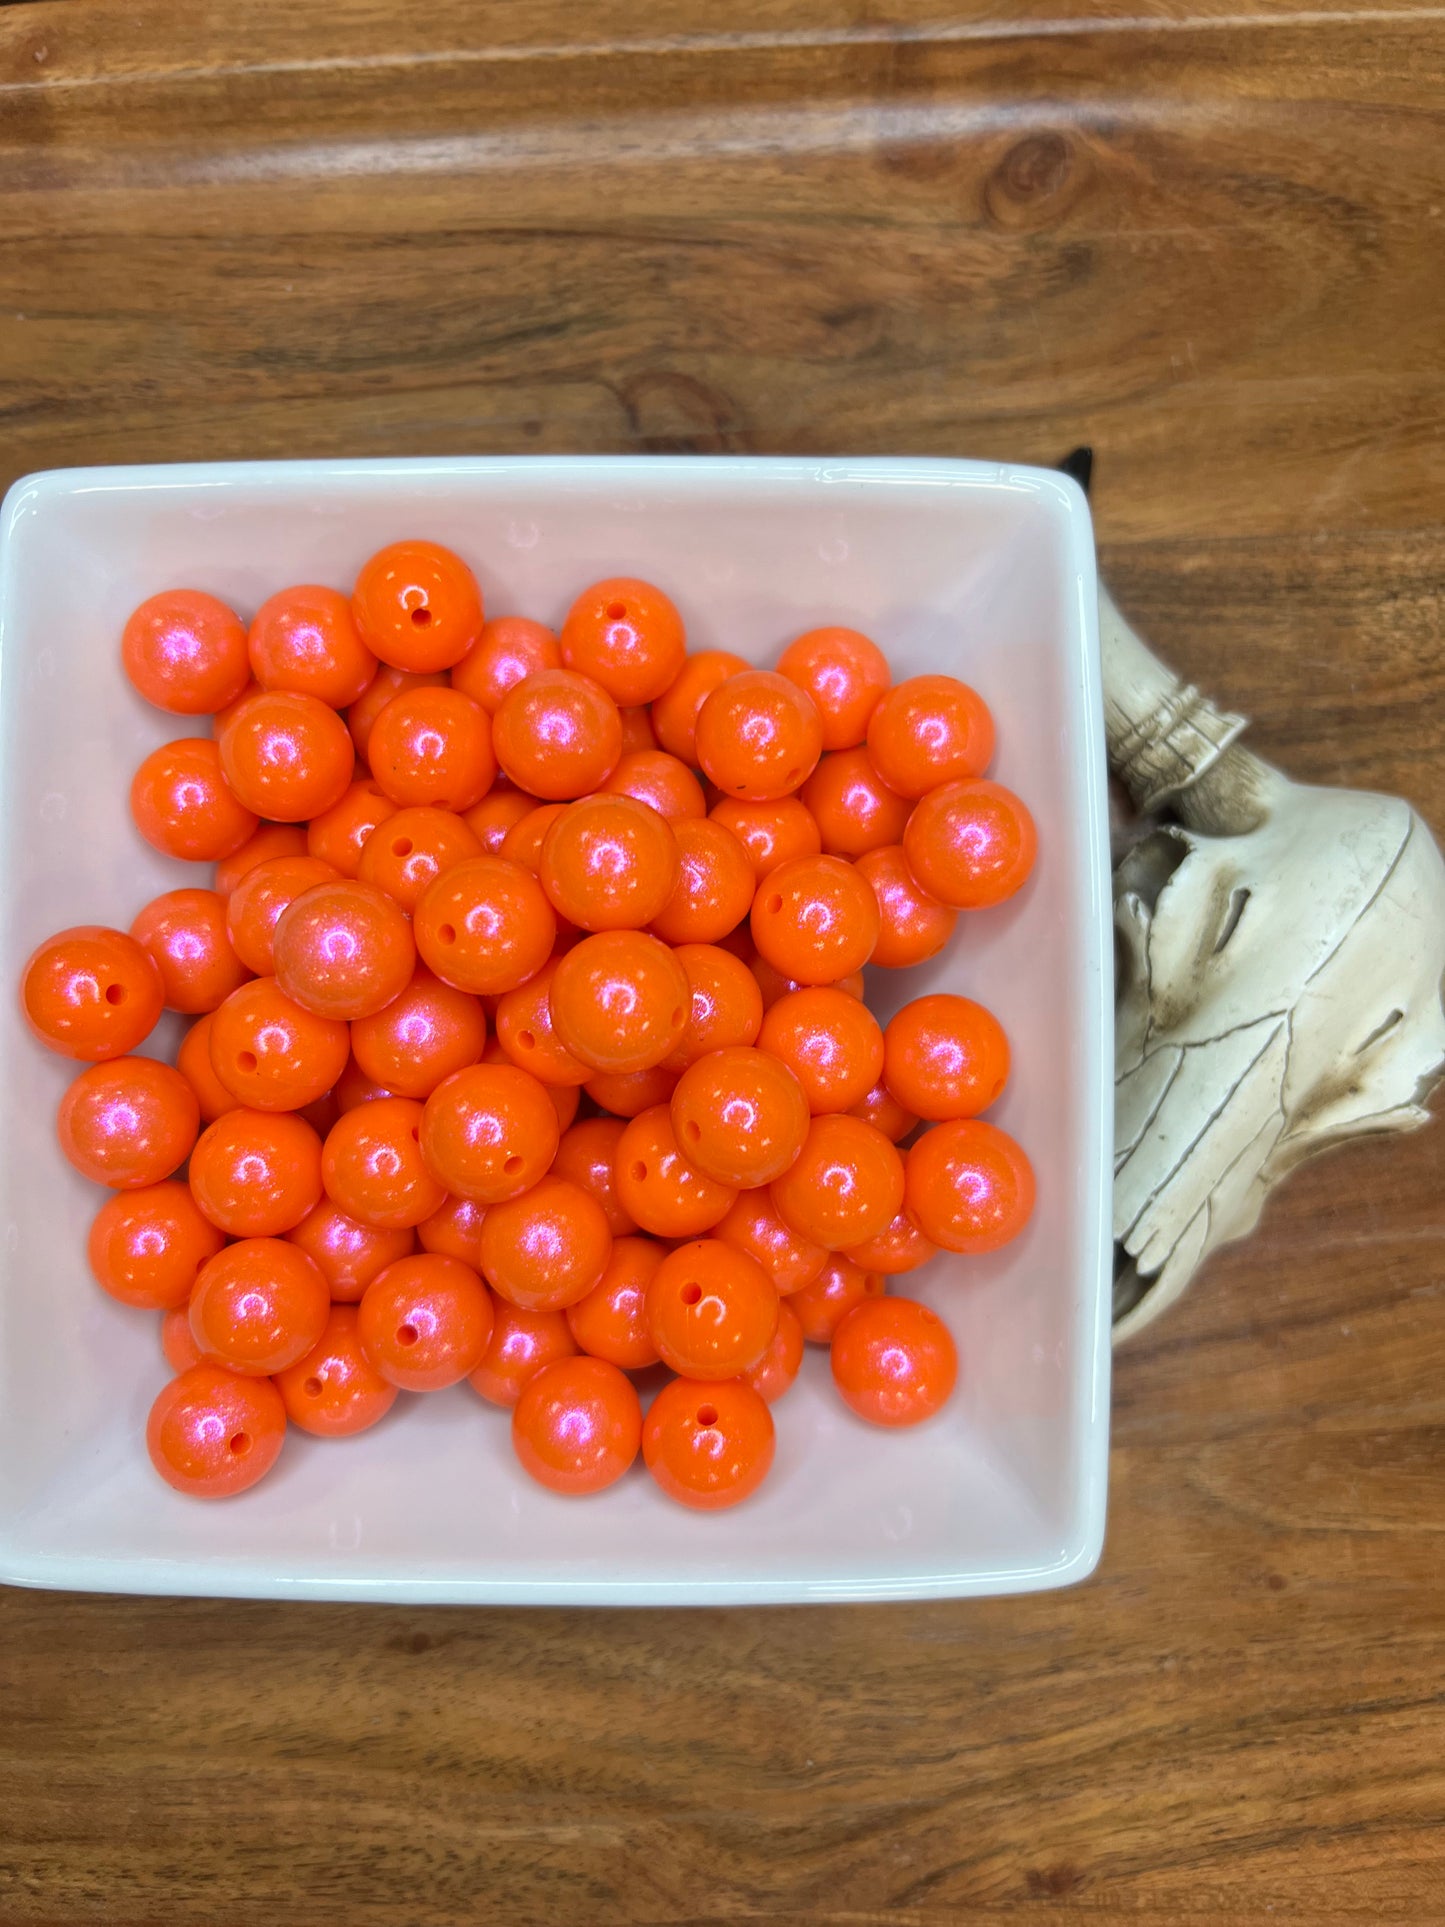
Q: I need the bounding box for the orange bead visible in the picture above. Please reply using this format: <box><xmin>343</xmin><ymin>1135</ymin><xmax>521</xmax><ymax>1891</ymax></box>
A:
<box><xmin>419</xmin><ymin>1062</ymin><xmax>559</xmax><ymax>1203</ymax></box>
<box><xmin>131</xmin><ymin>737</ymin><xmax>259</xmax><ymax>861</ymax></box>
<box><xmin>583</xmin><ymin>1063</ymin><xmax>678</xmax><ymax>1119</ymax></box>
<box><xmin>512</xmin><ymin>1355</ymin><xmax>641</xmax><ymax>1495</ymax></box>
<box><xmin>160</xmin><ymin>1304</ymin><xmax>205</xmax><ymax>1374</ymax></box>
<box><xmin>750</xmin><ymin>854</ymin><xmax>879</xmax><ymax>984</ymax></box>
<box><xmin>334</xmin><ymin>1056</ymin><xmax>396</xmax><ymax>1111</ymax></box>
<box><xmin>87</xmin><ymin>1180</ymin><xmax>224</xmax><ymax>1311</ymax></box>
<box><xmin>461</xmin><ymin>787</ymin><xmax>537</xmax><ymax>857</ymax></box>
<box><xmin>831</xmin><ymin>1296</ymin><xmax>957</xmax><ymax>1426</ymax></box>
<box><xmin>129</xmin><ymin>887</ymin><xmax>250</xmax><ymax>1015</ymax></box>
<box><xmin>538</xmin><ymin>793</ymin><xmax>680</xmax><ymax>933</ymax></box>
<box><xmin>776</xmin><ymin>625</ymin><xmax>890</xmax><ymax>751</ymax></box>
<box><xmin>358</xmin><ymin>1253</ymin><xmax>493</xmax><ymax>1390</ymax></box>
<box><xmin>646</xmin><ymin>1239</ymin><xmax>778</xmax><ymax>1379</ymax></box>
<box><xmin>189</xmin><ymin>1237</ymin><xmax>330</xmax><ymax>1375</ymax></box>
<box><xmin>715</xmin><ymin>1188</ymin><xmax>828</xmax><ymax>1296</ymax></box>
<box><xmin>451</xmin><ymin>615</ymin><xmax>561</xmax><ymax>711</ymax></box>
<box><xmin>651</xmin><ymin>648</ymin><xmax>749</xmax><ymax>763</ymax></box>
<box><xmin>468</xmin><ymin>1300</ymin><xmax>577</xmax><ymax>1408</ymax></box>
<box><xmin>661</xmin><ymin>941</ymin><xmax>764</xmax><ymax>1074</ymax></box>
<box><xmin>560</xmin><ymin>576</ymin><xmax>687</xmax><ymax>705</ymax></box>
<box><xmin>225</xmin><ymin>855</ymin><xmax>340</xmax><ymax>976</ymax></box>
<box><xmin>21</xmin><ymin>925</ymin><xmax>163</xmax><ymax>1061</ymax></box>
<box><xmin>323</xmin><ymin>1096</ymin><xmax>447</xmax><ymax>1229</ymax></box>
<box><xmin>695</xmin><ymin>669</ymin><xmax>823</xmax><ymax>802</ymax></box>
<box><xmin>366</xmin><ymin>685</ymin><xmax>496</xmax><ymax>812</ymax></box>
<box><xmin>480</xmin><ymin>1038</ymin><xmax>581</xmax><ymax>1135</ymax></box>
<box><xmin>492</xmin><ymin>669</ymin><xmax>623</xmax><ymax>800</ymax></box>
<box><xmin>866</xmin><ymin>674</ymin><xmax>995</xmax><ymax>797</ymax></box>
<box><xmin>276</xmin><ymin>1304</ymin><xmax>399</xmax><ymax>1437</ymax></box>
<box><xmin>670</xmin><ymin>1045</ymin><xmax>809</xmax><ymax>1187</ymax></box>
<box><xmin>905</xmin><ymin>1119</ymin><xmax>1034</xmax><ymax>1253</ymax></box>
<box><xmin>883</xmin><ymin>993</ymin><xmax>1009</xmax><ymax>1121</ymax></box>
<box><xmin>413</xmin><ymin>856</ymin><xmax>556</xmax><ymax>996</ymax></box>
<box><xmin>217</xmin><ymin>689</ymin><xmax>354</xmax><ymax>822</ymax></box>
<box><xmin>602</xmin><ymin>749</ymin><xmax>705</xmax><ymax>820</ymax></box>
<box><xmin>351</xmin><ymin>966</ymin><xmax>486</xmax><ymax>1099</ymax></box>
<box><xmin>306</xmin><ymin>778</ymin><xmax>398</xmax><ymax>878</ymax></box>
<box><xmin>493</xmin><ymin>957</ymin><xmax>589</xmax><ymax>1087</ymax></box>
<box><xmin>551</xmin><ymin>1118</ymin><xmax>637</xmax><ymax>1234</ymax></box>
<box><xmin>845</xmin><ymin>1208</ymin><xmax>937</xmax><ymax>1276</ymax></box>
<box><xmin>758</xmin><ymin>986</ymin><xmax>884</xmax><ymax>1115</ymax></box>
<box><xmin>643</xmin><ymin>1376</ymin><xmax>774</xmax><ymax>1511</ymax></box>
<box><xmin>771</xmin><ymin>1115</ymin><xmax>904</xmax><ymax>1251</ymax></box>
<box><xmin>614</xmin><ymin>1104</ymin><xmax>736</xmax><ymax>1239</ymax></box>
<box><xmin>209</xmin><ymin>977</ymin><xmax>349</xmax><ymax>1111</ymax></box>
<box><xmin>801</xmin><ymin>747</ymin><xmax>910</xmax><ymax>859</ymax></box>
<box><xmin>617</xmin><ymin>705</ymin><xmax>659</xmax><ymax>755</ymax></box>
<box><xmin>740</xmin><ymin>1294</ymin><xmax>804</xmax><ymax>1402</ymax></box>
<box><xmin>272</xmin><ymin>878</ymin><xmax>415</xmax><ymax>1022</ymax></box>
<box><xmin>352</xmin><ymin>539</ymin><xmax>485</xmax><ymax>673</ymax></box>
<box><xmin>211</xmin><ymin>678</ymin><xmax>262</xmax><ymax>739</ymax></box>
<box><xmin>287</xmin><ymin>1199</ymin><xmax>415</xmax><ymax>1302</ymax></box>
<box><xmin>479</xmin><ymin>1175</ymin><xmax>613</xmax><ymax>1311</ymax></box>
<box><xmin>213</xmin><ymin>821</ymin><xmax>307</xmax><ymax>896</ymax></box>
<box><xmin>498</xmin><ymin>801</ymin><xmax>566</xmax><ymax>873</ymax></box>
<box><xmin>854</xmin><ymin>843</ymin><xmax>957</xmax><ymax>968</ymax></box>
<box><xmin>565</xmin><ymin>1235</ymin><xmax>663</xmax><ymax>1368</ymax></box>
<box><xmin>189</xmin><ymin>1107</ymin><xmax>323</xmax><ymax>1237</ymax></box>
<box><xmin>146</xmin><ymin>1364</ymin><xmax>286</xmax><ymax>1498</ymax></box>
<box><xmin>848</xmin><ymin>1076</ymin><xmax>918</xmax><ymax>1144</ymax></box>
<box><xmin>357</xmin><ymin>806</ymin><xmax>482</xmax><ymax>914</ymax></box>
<box><xmin>347</xmin><ymin>665</ymin><xmax>447</xmax><ymax>764</ymax></box>
<box><xmin>549</xmin><ymin>930</ymin><xmax>691</xmax><ymax>1074</ymax></box>
<box><xmin>902</xmin><ymin>778</ymin><xmax>1038</xmax><ymax>911</ymax></box>
<box><xmin>416</xmin><ymin>1193</ymin><xmax>489</xmax><ymax>1269</ymax></box>
<box><xmin>122</xmin><ymin>589</ymin><xmax>251</xmax><ymax>716</ymax></box>
<box><xmin>708</xmin><ymin>795</ymin><xmax>821</xmax><ymax>880</ymax></box>
<box><xmin>749</xmin><ymin>956</ymin><xmax>864</xmax><ymax>1012</ymax></box>
<box><xmin>58</xmin><ymin>1057</ymin><xmax>199</xmax><ymax>1189</ymax></box>
<box><xmin>648</xmin><ymin>818</ymin><xmax>755</xmax><ymax>947</ymax></box>
<box><xmin>248</xmin><ymin>584</ymin><xmax>378</xmax><ymax>708</ymax></box>
<box><xmin>176</xmin><ymin>1012</ymin><xmax>242</xmax><ymax>1123</ymax></box>
<box><xmin>789</xmin><ymin>1254</ymin><xmax>886</xmax><ymax>1343</ymax></box>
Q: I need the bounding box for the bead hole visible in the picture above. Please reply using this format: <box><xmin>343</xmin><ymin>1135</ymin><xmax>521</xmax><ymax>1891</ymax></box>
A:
<box><xmin>303</xmin><ymin>1376</ymin><xmax>323</xmax><ymax>1398</ymax></box>
<box><xmin>767</xmin><ymin>894</ymin><xmax>783</xmax><ymax>914</ymax></box>
<box><xmin>503</xmin><ymin>1154</ymin><xmax>523</xmax><ymax>1173</ymax></box>
<box><xmin>629</xmin><ymin>1160</ymin><xmax>647</xmax><ymax>1181</ymax></box>
<box><xmin>237</xmin><ymin>1050</ymin><xmax>258</xmax><ymax>1073</ymax></box>
<box><xmin>104</xmin><ymin>983</ymin><xmax>126</xmax><ymax>1005</ymax></box>
<box><xmin>397</xmin><ymin>1323</ymin><xmax>419</xmax><ymax>1346</ymax></box>
<box><xmin>696</xmin><ymin>1404</ymin><xmax>718</xmax><ymax>1427</ymax></box>
<box><xmin>518</xmin><ymin>1029</ymin><xmax>536</xmax><ymax>1050</ymax></box>
<box><xmin>606</xmin><ymin>602</ymin><xmax>627</xmax><ymax>621</ymax></box>
<box><xmin>683</xmin><ymin>1119</ymin><xmax>701</xmax><ymax>1144</ymax></box>
<box><xmin>438</xmin><ymin>924</ymin><xmax>456</xmax><ymax>944</ymax></box>
<box><xmin>681</xmin><ymin>1282</ymin><xmax>702</xmax><ymax>1305</ymax></box>
<box><xmin>228</xmin><ymin>1431</ymin><xmax>251</xmax><ymax>1455</ymax></box>
<box><xmin>392</xmin><ymin>837</ymin><xmax>415</xmax><ymax>857</ymax></box>
<box><xmin>410</xmin><ymin>606</ymin><xmax>433</xmax><ymax>627</ymax></box>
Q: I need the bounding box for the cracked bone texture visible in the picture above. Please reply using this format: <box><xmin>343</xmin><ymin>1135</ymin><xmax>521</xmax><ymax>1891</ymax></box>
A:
<box><xmin>1103</xmin><ymin>588</ymin><xmax>1445</xmax><ymax>1341</ymax></box>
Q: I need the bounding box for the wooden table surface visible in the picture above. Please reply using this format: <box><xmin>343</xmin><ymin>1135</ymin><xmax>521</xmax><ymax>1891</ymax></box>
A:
<box><xmin>2</xmin><ymin>3</ymin><xmax>1443</xmax><ymax>1920</ymax></box>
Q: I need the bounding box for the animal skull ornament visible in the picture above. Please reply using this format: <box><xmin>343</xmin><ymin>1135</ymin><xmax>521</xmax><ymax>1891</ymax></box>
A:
<box><xmin>1102</xmin><ymin>587</ymin><xmax>1445</xmax><ymax>1341</ymax></box>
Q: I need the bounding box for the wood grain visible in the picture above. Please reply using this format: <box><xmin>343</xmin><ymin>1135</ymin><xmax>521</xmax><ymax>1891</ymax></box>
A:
<box><xmin>1</xmin><ymin>3</ymin><xmax>1443</xmax><ymax>1921</ymax></box>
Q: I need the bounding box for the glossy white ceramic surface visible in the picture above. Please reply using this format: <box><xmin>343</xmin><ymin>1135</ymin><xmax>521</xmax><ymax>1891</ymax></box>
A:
<box><xmin>0</xmin><ymin>457</ymin><xmax>1109</xmax><ymax>1603</ymax></box>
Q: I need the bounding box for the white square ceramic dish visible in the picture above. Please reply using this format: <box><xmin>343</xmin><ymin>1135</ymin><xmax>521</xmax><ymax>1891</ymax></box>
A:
<box><xmin>0</xmin><ymin>456</ymin><xmax>1109</xmax><ymax>1604</ymax></box>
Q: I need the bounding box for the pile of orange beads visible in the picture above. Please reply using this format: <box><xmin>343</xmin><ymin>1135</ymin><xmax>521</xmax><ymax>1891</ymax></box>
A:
<box><xmin>20</xmin><ymin>543</ymin><xmax>1037</xmax><ymax>1511</ymax></box>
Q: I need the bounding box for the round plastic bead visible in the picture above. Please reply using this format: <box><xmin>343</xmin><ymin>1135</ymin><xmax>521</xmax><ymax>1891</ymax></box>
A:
<box><xmin>789</xmin><ymin>1254</ymin><xmax>887</xmax><ymax>1343</ymax></box>
<box><xmin>614</xmin><ymin>1104</ymin><xmax>737</xmax><ymax>1239</ymax></box>
<box><xmin>413</xmin><ymin>856</ymin><xmax>556</xmax><ymax>996</ymax></box>
<box><xmin>758</xmin><ymin>986</ymin><xmax>884</xmax><ymax>1115</ymax></box>
<box><xmin>287</xmin><ymin>1199</ymin><xmax>415</xmax><ymax>1302</ymax></box>
<box><xmin>565</xmin><ymin>1235</ymin><xmax>664</xmax><ymax>1369</ymax></box>
<box><xmin>130</xmin><ymin>887</ymin><xmax>250</xmax><ymax>1015</ymax></box>
<box><xmin>461</xmin><ymin>787</ymin><xmax>536</xmax><ymax>857</ymax></box>
<box><xmin>358</xmin><ymin>1253</ymin><xmax>494</xmax><ymax>1390</ymax></box>
<box><xmin>122</xmin><ymin>589</ymin><xmax>251</xmax><ymax>716</ymax></box>
<box><xmin>146</xmin><ymin>1364</ymin><xmax>286</xmax><ymax>1498</ymax></box>
<box><xmin>651</xmin><ymin>648</ymin><xmax>748</xmax><ymax>763</ymax></box>
<box><xmin>645</xmin><ymin>1238</ymin><xmax>778</xmax><ymax>1379</ymax></box>
<box><xmin>883</xmin><ymin>993</ymin><xmax>1010</xmax><ymax>1121</ymax></box>
<box><xmin>347</xmin><ymin>665</ymin><xmax>446</xmax><ymax>763</ymax></box>
<box><xmin>750</xmin><ymin>854</ymin><xmax>880</xmax><ymax>985</ymax></box>
<box><xmin>213</xmin><ymin>822</ymin><xmax>308</xmax><ymax>896</ymax></box>
<box><xmin>131</xmin><ymin>738</ymin><xmax>258</xmax><ymax>861</ymax></box>
<box><xmin>602</xmin><ymin>750</ymin><xmax>706</xmax><ymax>821</ymax></box>
<box><xmin>865</xmin><ymin>674</ymin><xmax>995</xmax><ymax>797</ymax></box>
<box><xmin>847</xmin><ymin>1076</ymin><xmax>919</xmax><ymax>1144</ymax></box>
<box><xmin>740</xmin><ymin>1295</ymin><xmax>805</xmax><ymax>1402</ymax></box>
<box><xmin>560</xmin><ymin>577</ymin><xmax>687</xmax><ymax>705</ymax></box>
<box><xmin>493</xmin><ymin>958</ymin><xmax>589</xmax><ymax>1088</ymax></box>
<box><xmin>538</xmin><ymin>793</ymin><xmax>680</xmax><ymax>933</ymax></box>
<box><xmin>209</xmin><ymin>977</ymin><xmax>349</xmax><ymax>1111</ymax></box>
<box><xmin>708</xmin><ymin>796</ymin><xmax>821</xmax><ymax>880</ymax></box>
<box><xmin>550</xmin><ymin>1118</ymin><xmax>636</xmax><ymax>1235</ymax></box>
<box><xmin>248</xmin><ymin>584</ymin><xmax>377</xmax><ymax>708</ymax></box>
<box><xmin>801</xmin><ymin>747</ymin><xmax>910</xmax><ymax>858</ymax></box>
<box><xmin>322</xmin><ymin>1096</ymin><xmax>447</xmax><ymax>1229</ymax></box>
<box><xmin>176</xmin><ymin>1013</ymin><xmax>242</xmax><ymax>1122</ymax></box>
<box><xmin>217</xmin><ymin>690</ymin><xmax>354</xmax><ymax>823</ymax></box>
<box><xmin>87</xmin><ymin>1180</ymin><xmax>224</xmax><ymax>1311</ymax></box>
<box><xmin>831</xmin><ymin>1296</ymin><xmax>958</xmax><ymax>1426</ymax></box>
<box><xmin>21</xmin><ymin>925</ymin><xmax>163</xmax><ymax>1061</ymax></box>
<box><xmin>512</xmin><ymin>1356</ymin><xmax>641</xmax><ymax>1495</ymax></box>
<box><xmin>715</xmin><ymin>1188</ymin><xmax>828</xmax><ymax>1296</ymax></box>
<box><xmin>416</xmin><ymin>1193</ymin><xmax>490</xmax><ymax>1269</ymax></box>
<box><xmin>160</xmin><ymin>1305</ymin><xmax>205</xmax><ymax>1374</ymax></box>
<box><xmin>272</xmin><ymin>878</ymin><xmax>415</xmax><ymax>1022</ymax></box>
<box><xmin>670</xmin><ymin>1045</ymin><xmax>810</xmax><ymax>1187</ymax></box>
<box><xmin>351</xmin><ymin>966</ymin><xmax>486</xmax><ymax>1099</ymax></box>
<box><xmin>549</xmin><ymin>930</ymin><xmax>690</xmax><ymax>1074</ymax></box>
<box><xmin>366</xmin><ymin>685</ymin><xmax>496</xmax><ymax>812</ymax></box>
<box><xmin>276</xmin><ymin>1304</ymin><xmax>399</xmax><ymax>1437</ymax></box>
<box><xmin>649</xmin><ymin>818</ymin><xmax>755</xmax><ymax>947</ymax></box>
<box><xmin>491</xmin><ymin>669</ymin><xmax>623</xmax><ymax>800</ymax></box>
<box><xmin>661</xmin><ymin>942</ymin><xmax>764</xmax><ymax>1074</ymax></box>
<box><xmin>845</xmin><ymin>1208</ymin><xmax>938</xmax><ymax>1276</ymax></box>
<box><xmin>902</xmin><ymin>778</ymin><xmax>1038</xmax><ymax>911</ymax></box>
<box><xmin>642</xmin><ymin>1377</ymin><xmax>775</xmax><ymax>1511</ymax></box>
<box><xmin>854</xmin><ymin>843</ymin><xmax>958</xmax><ymax>968</ymax></box>
<box><xmin>468</xmin><ymin>1301</ymin><xmax>577</xmax><ymax>1408</ymax></box>
<box><xmin>904</xmin><ymin>1119</ymin><xmax>1035</xmax><ymax>1253</ymax></box>
<box><xmin>356</xmin><ymin>805</ymin><xmax>482</xmax><ymax>914</ymax></box>
<box><xmin>419</xmin><ymin>1062</ymin><xmax>559</xmax><ymax>1203</ymax></box>
<box><xmin>479</xmin><ymin>1175</ymin><xmax>613</xmax><ymax>1311</ymax></box>
<box><xmin>582</xmin><ymin>1063</ymin><xmax>679</xmax><ymax>1120</ymax></box>
<box><xmin>305</xmin><ymin>779</ymin><xmax>398</xmax><ymax>879</ymax></box>
<box><xmin>771</xmin><ymin>1114</ymin><xmax>904</xmax><ymax>1251</ymax></box>
<box><xmin>618</xmin><ymin>705</ymin><xmax>659</xmax><ymax>754</ymax></box>
<box><xmin>776</xmin><ymin>625</ymin><xmax>890</xmax><ymax>751</ymax></box>
<box><xmin>498</xmin><ymin>802</ymin><xmax>566</xmax><ymax>874</ymax></box>
<box><xmin>749</xmin><ymin>956</ymin><xmax>865</xmax><ymax>1012</ymax></box>
<box><xmin>451</xmin><ymin>615</ymin><xmax>561</xmax><ymax>711</ymax></box>
<box><xmin>189</xmin><ymin>1237</ymin><xmax>330</xmax><ymax>1375</ymax></box>
<box><xmin>225</xmin><ymin>855</ymin><xmax>340</xmax><ymax>977</ymax></box>
<box><xmin>695</xmin><ymin>669</ymin><xmax>823</xmax><ymax>802</ymax></box>
<box><xmin>58</xmin><ymin>1057</ymin><xmax>199</xmax><ymax>1189</ymax></box>
<box><xmin>352</xmin><ymin>540</ymin><xmax>485</xmax><ymax>673</ymax></box>
<box><xmin>189</xmin><ymin>1107</ymin><xmax>323</xmax><ymax>1237</ymax></box>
